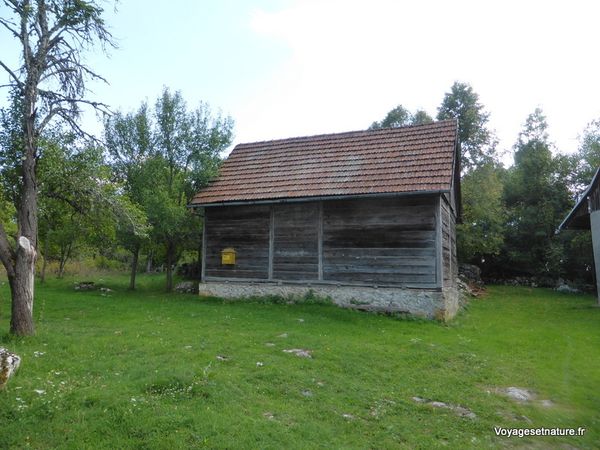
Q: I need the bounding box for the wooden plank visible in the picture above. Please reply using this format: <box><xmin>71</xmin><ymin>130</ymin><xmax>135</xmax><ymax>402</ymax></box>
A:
<box><xmin>201</xmin><ymin>213</ymin><xmax>206</xmax><ymax>282</ymax></box>
<box><xmin>323</xmin><ymin>256</ymin><xmax>435</xmax><ymax>266</ymax></box>
<box><xmin>323</xmin><ymin>272</ymin><xmax>436</xmax><ymax>284</ymax></box>
<box><xmin>206</xmin><ymin>269</ymin><xmax>268</xmax><ymax>279</ymax></box>
<box><xmin>269</xmin><ymin>205</ymin><xmax>274</xmax><ymax>280</ymax></box>
<box><xmin>436</xmin><ymin>195</ymin><xmax>443</xmax><ymax>288</ymax></box>
<box><xmin>273</xmin><ymin>263</ymin><xmax>319</xmax><ymax>272</ymax></box>
<box><xmin>324</xmin><ymin>264</ymin><xmax>435</xmax><ymax>274</ymax></box>
<box><xmin>317</xmin><ymin>201</ymin><xmax>323</xmax><ymax>280</ymax></box>
<box><xmin>324</xmin><ymin>247</ymin><xmax>436</xmax><ymax>257</ymax></box>
<box><xmin>270</xmin><ymin>202</ymin><xmax>320</xmax><ymax>281</ymax></box>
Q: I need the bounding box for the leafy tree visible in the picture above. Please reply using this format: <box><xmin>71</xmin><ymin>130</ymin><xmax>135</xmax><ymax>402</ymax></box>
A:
<box><xmin>369</xmin><ymin>105</ymin><xmax>433</xmax><ymax>130</ymax></box>
<box><xmin>437</xmin><ymin>82</ymin><xmax>497</xmax><ymax>172</ymax></box>
<box><xmin>573</xmin><ymin>119</ymin><xmax>600</xmax><ymax>191</ymax></box>
<box><xmin>105</xmin><ymin>88</ymin><xmax>233</xmax><ymax>291</ymax></box>
<box><xmin>0</xmin><ymin>0</ymin><xmax>114</xmax><ymax>335</ymax></box>
<box><xmin>150</xmin><ymin>88</ymin><xmax>233</xmax><ymax>291</ymax></box>
<box><xmin>37</xmin><ymin>134</ymin><xmax>147</xmax><ymax>280</ymax></box>
<box><xmin>104</xmin><ymin>104</ymin><xmax>153</xmax><ymax>289</ymax></box>
<box><xmin>457</xmin><ymin>162</ymin><xmax>506</xmax><ymax>268</ymax></box>
<box><xmin>501</xmin><ymin>109</ymin><xmax>573</xmax><ymax>278</ymax></box>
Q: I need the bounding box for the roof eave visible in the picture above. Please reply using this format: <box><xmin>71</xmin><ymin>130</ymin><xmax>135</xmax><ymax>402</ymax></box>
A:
<box><xmin>189</xmin><ymin>189</ymin><xmax>450</xmax><ymax>208</ymax></box>
<box><xmin>557</xmin><ymin>167</ymin><xmax>600</xmax><ymax>233</ymax></box>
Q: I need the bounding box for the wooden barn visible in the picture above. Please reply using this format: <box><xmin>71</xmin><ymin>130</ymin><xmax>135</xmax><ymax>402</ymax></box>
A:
<box><xmin>558</xmin><ymin>167</ymin><xmax>600</xmax><ymax>303</ymax></box>
<box><xmin>190</xmin><ymin>120</ymin><xmax>461</xmax><ymax>319</ymax></box>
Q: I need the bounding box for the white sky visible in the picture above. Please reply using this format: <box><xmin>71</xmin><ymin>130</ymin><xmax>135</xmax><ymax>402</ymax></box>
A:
<box><xmin>1</xmin><ymin>0</ymin><xmax>600</xmax><ymax>163</ymax></box>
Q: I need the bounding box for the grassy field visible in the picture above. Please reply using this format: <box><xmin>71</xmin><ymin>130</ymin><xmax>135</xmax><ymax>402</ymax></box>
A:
<box><xmin>0</xmin><ymin>275</ymin><xmax>599</xmax><ymax>449</ymax></box>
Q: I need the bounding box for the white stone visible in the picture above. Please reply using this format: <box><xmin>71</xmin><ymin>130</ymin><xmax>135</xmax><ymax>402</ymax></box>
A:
<box><xmin>502</xmin><ymin>387</ymin><xmax>535</xmax><ymax>402</ymax></box>
<box><xmin>283</xmin><ymin>348</ymin><xmax>312</xmax><ymax>358</ymax></box>
<box><xmin>0</xmin><ymin>348</ymin><xmax>21</xmax><ymax>388</ymax></box>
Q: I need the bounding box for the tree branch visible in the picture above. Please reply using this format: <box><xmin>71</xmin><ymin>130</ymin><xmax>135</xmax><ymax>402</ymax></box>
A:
<box><xmin>0</xmin><ymin>16</ymin><xmax>20</xmax><ymax>38</ymax></box>
<box><xmin>0</xmin><ymin>60</ymin><xmax>23</xmax><ymax>87</ymax></box>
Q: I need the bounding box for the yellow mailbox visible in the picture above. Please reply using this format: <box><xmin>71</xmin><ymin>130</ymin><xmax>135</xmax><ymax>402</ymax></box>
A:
<box><xmin>221</xmin><ymin>247</ymin><xmax>236</xmax><ymax>265</ymax></box>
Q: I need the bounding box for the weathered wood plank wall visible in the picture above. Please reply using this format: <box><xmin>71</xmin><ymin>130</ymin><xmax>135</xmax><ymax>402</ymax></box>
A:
<box><xmin>322</xmin><ymin>197</ymin><xmax>437</xmax><ymax>286</ymax></box>
<box><xmin>273</xmin><ymin>203</ymin><xmax>319</xmax><ymax>280</ymax></box>
<box><xmin>441</xmin><ymin>195</ymin><xmax>457</xmax><ymax>287</ymax></box>
<box><xmin>204</xmin><ymin>205</ymin><xmax>270</xmax><ymax>279</ymax></box>
<box><xmin>204</xmin><ymin>195</ymin><xmax>445</xmax><ymax>288</ymax></box>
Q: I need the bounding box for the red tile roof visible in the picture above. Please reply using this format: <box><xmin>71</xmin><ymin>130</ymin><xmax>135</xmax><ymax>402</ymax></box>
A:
<box><xmin>191</xmin><ymin>120</ymin><xmax>458</xmax><ymax>205</ymax></box>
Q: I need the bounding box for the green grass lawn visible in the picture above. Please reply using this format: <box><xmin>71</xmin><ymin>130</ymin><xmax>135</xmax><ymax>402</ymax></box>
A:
<box><xmin>0</xmin><ymin>275</ymin><xmax>599</xmax><ymax>449</ymax></box>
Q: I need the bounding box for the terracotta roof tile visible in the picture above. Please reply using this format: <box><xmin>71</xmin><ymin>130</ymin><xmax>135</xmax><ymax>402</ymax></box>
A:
<box><xmin>191</xmin><ymin>120</ymin><xmax>458</xmax><ymax>205</ymax></box>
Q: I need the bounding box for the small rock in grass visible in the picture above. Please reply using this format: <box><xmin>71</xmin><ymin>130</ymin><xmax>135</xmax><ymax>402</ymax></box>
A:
<box><xmin>412</xmin><ymin>396</ymin><xmax>477</xmax><ymax>419</ymax></box>
<box><xmin>34</xmin><ymin>389</ymin><xmax>45</xmax><ymax>395</ymax></box>
<box><xmin>454</xmin><ymin>406</ymin><xmax>477</xmax><ymax>419</ymax></box>
<box><xmin>0</xmin><ymin>348</ymin><xmax>21</xmax><ymax>389</ymax></box>
<box><xmin>283</xmin><ymin>348</ymin><xmax>312</xmax><ymax>358</ymax></box>
<box><xmin>301</xmin><ymin>389</ymin><xmax>313</xmax><ymax>397</ymax></box>
<box><xmin>316</xmin><ymin>381</ymin><xmax>325</xmax><ymax>387</ymax></box>
<box><xmin>216</xmin><ymin>355</ymin><xmax>230</xmax><ymax>361</ymax></box>
<box><xmin>265</xmin><ymin>342</ymin><xmax>275</xmax><ymax>347</ymax></box>
<box><xmin>277</xmin><ymin>333</ymin><xmax>288</xmax><ymax>338</ymax></box>
<box><xmin>429</xmin><ymin>401</ymin><xmax>447</xmax><ymax>408</ymax></box>
<box><xmin>540</xmin><ymin>399</ymin><xmax>554</xmax><ymax>408</ymax></box>
<box><xmin>342</xmin><ymin>413</ymin><xmax>354</xmax><ymax>420</ymax></box>
<box><xmin>297</xmin><ymin>318</ymin><xmax>304</xmax><ymax>323</ymax></box>
<box><xmin>256</xmin><ymin>362</ymin><xmax>264</xmax><ymax>367</ymax></box>
<box><xmin>263</xmin><ymin>412</ymin><xmax>275</xmax><ymax>420</ymax></box>
<box><xmin>500</xmin><ymin>387</ymin><xmax>535</xmax><ymax>402</ymax></box>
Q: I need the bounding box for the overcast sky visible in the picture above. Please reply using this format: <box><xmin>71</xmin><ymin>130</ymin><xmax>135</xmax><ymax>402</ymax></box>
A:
<box><xmin>2</xmin><ymin>0</ymin><xmax>600</xmax><ymax>163</ymax></box>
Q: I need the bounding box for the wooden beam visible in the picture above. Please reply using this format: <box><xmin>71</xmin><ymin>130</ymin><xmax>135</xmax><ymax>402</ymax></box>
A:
<box><xmin>591</xmin><ymin>210</ymin><xmax>600</xmax><ymax>305</ymax></box>
<box><xmin>201</xmin><ymin>212</ymin><xmax>207</xmax><ymax>282</ymax></box>
<box><xmin>268</xmin><ymin>205</ymin><xmax>274</xmax><ymax>280</ymax></box>
<box><xmin>435</xmin><ymin>195</ymin><xmax>443</xmax><ymax>288</ymax></box>
<box><xmin>318</xmin><ymin>201</ymin><xmax>323</xmax><ymax>281</ymax></box>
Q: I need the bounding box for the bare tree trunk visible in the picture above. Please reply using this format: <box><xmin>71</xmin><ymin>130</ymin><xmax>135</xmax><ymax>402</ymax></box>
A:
<box><xmin>10</xmin><ymin>237</ymin><xmax>36</xmax><ymax>336</ymax></box>
<box><xmin>129</xmin><ymin>245</ymin><xmax>140</xmax><ymax>290</ymax></box>
<box><xmin>10</xmin><ymin>114</ymin><xmax>39</xmax><ymax>335</ymax></box>
<box><xmin>166</xmin><ymin>241</ymin><xmax>174</xmax><ymax>292</ymax></box>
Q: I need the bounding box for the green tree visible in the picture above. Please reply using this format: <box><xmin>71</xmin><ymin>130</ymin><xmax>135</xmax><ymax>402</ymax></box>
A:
<box><xmin>0</xmin><ymin>0</ymin><xmax>114</xmax><ymax>336</ymax></box>
<box><xmin>37</xmin><ymin>135</ymin><xmax>147</xmax><ymax>281</ymax></box>
<box><xmin>151</xmin><ymin>88</ymin><xmax>233</xmax><ymax>291</ymax></box>
<box><xmin>437</xmin><ymin>82</ymin><xmax>497</xmax><ymax>172</ymax></box>
<box><xmin>457</xmin><ymin>162</ymin><xmax>506</xmax><ymax>268</ymax></box>
<box><xmin>107</xmin><ymin>88</ymin><xmax>233</xmax><ymax>291</ymax></box>
<box><xmin>369</xmin><ymin>105</ymin><xmax>433</xmax><ymax>129</ymax></box>
<box><xmin>104</xmin><ymin>104</ymin><xmax>153</xmax><ymax>289</ymax></box>
<box><xmin>573</xmin><ymin>119</ymin><xmax>600</xmax><ymax>190</ymax></box>
<box><xmin>502</xmin><ymin>109</ymin><xmax>573</xmax><ymax>278</ymax></box>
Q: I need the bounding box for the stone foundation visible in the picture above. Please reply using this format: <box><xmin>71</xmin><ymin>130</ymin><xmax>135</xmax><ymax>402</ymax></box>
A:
<box><xmin>198</xmin><ymin>281</ymin><xmax>460</xmax><ymax>321</ymax></box>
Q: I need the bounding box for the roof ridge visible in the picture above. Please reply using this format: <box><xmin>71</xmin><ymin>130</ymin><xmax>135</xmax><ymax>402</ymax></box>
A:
<box><xmin>233</xmin><ymin>119</ymin><xmax>457</xmax><ymax>149</ymax></box>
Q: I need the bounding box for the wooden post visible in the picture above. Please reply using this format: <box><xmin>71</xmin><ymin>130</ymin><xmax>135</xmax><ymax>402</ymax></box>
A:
<box><xmin>590</xmin><ymin>210</ymin><xmax>600</xmax><ymax>305</ymax></box>
<box><xmin>268</xmin><ymin>205</ymin><xmax>274</xmax><ymax>280</ymax></box>
<box><xmin>200</xmin><ymin>211</ymin><xmax>206</xmax><ymax>282</ymax></box>
<box><xmin>436</xmin><ymin>196</ymin><xmax>443</xmax><ymax>288</ymax></box>
<box><xmin>318</xmin><ymin>201</ymin><xmax>323</xmax><ymax>281</ymax></box>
